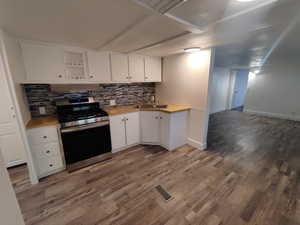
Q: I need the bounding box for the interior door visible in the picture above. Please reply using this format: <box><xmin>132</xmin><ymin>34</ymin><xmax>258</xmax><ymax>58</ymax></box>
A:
<box><xmin>140</xmin><ymin>111</ymin><xmax>160</xmax><ymax>143</ymax></box>
<box><xmin>125</xmin><ymin>112</ymin><xmax>140</xmax><ymax>146</ymax></box>
<box><xmin>231</xmin><ymin>69</ymin><xmax>249</xmax><ymax>109</ymax></box>
<box><xmin>0</xmin><ymin>64</ymin><xmax>26</xmax><ymax>167</ymax></box>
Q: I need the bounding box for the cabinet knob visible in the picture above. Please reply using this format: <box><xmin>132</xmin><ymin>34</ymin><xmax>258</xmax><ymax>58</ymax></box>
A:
<box><xmin>46</xmin><ymin>150</ymin><xmax>50</xmax><ymax>154</ymax></box>
<box><xmin>58</xmin><ymin>75</ymin><xmax>62</xmax><ymax>78</ymax></box>
<box><xmin>49</xmin><ymin>164</ymin><xmax>53</xmax><ymax>167</ymax></box>
<box><xmin>90</xmin><ymin>75</ymin><xmax>94</xmax><ymax>78</ymax></box>
<box><xmin>145</xmin><ymin>76</ymin><xmax>148</xmax><ymax>79</ymax></box>
<box><xmin>43</xmin><ymin>136</ymin><xmax>47</xmax><ymax>139</ymax></box>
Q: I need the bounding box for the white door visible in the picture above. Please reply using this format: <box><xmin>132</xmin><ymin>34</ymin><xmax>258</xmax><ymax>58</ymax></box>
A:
<box><xmin>110</xmin><ymin>52</ymin><xmax>129</xmax><ymax>82</ymax></box>
<box><xmin>159</xmin><ymin>112</ymin><xmax>170</xmax><ymax>149</ymax></box>
<box><xmin>231</xmin><ymin>70</ymin><xmax>249</xmax><ymax>109</ymax></box>
<box><xmin>109</xmin><ymin>115</ymin><xmax>126</xmax><ymax>151</ymax></box>
<box><xmin>87</xmin><ymin>51</ymin><xmax>111</xmax><ymax>83</ymax></box>
<box><xmin>0</xmin><ymin>64</ymin><xmax>26</xmax><ymax>167</ymax></box>
<box><xmin>21</xmin><ymin>43</ymin><xmax>65</xmax><ymax>82</ymax></box>
<box><xmin>140</xmin><ymin>111</ymin><xmax>160</xmax><ymax>143</ymax></box>
<box><xmin>145</xmin><ymin>56</ymin><xmax>162</xmax><ymax>82</ymax></box>
<box><xmin>128</xmin><ymin>54</ymin><xmax>145</xmax><ymax>82</ymax></box>
<box><xmin>125</xmin><ymin>112</ymin><xmax>140</xmax><ymax>146</ymax></box>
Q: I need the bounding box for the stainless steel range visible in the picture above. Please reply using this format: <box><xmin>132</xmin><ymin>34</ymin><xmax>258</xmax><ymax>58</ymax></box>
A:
<box><xmin>56</xmin><ymin>97</ymin><xmax>112</xmax><ymax>166</ymax></box>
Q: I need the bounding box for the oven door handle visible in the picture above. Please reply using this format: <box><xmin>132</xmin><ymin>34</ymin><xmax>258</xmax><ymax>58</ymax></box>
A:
<box><xmin>61</xmin><ymin>121</ymin><xmax>110</xmax><ymax>133</ymax></box>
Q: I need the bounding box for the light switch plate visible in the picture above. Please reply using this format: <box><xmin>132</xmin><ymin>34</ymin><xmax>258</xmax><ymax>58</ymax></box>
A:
<box><xmin>110</xmin><ymin>100</ymin><xmax>116</xmax><ymax>106</ymax></box>
<box><xmin>39</xmin><ymin>106</ymin><xmax>46</xmax><ymax>115</ymax></box>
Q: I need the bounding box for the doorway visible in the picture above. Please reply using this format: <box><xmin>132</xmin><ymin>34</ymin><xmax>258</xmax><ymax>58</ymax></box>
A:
<box><xmin>230</xmin><ymin>69</ymin><xmax>249</xmax><ymax>112</ymax></box>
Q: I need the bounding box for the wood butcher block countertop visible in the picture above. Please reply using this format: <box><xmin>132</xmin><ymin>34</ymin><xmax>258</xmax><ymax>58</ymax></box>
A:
<box><xmin>104</xmin><ymin>105</ymin><xmax>191</xmax><ymax>116</ymax></box>
<box><xmin>26</xmin><ymin>115</ymin><xmax>59</xmax><ymax>129</ymax></box>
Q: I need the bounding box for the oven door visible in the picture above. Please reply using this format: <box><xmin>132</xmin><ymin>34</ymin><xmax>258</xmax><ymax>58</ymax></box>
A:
<box><xmin>60</xmin><ymin>121</ymin><xmax>112</xmax><ymax>165</ymax></box>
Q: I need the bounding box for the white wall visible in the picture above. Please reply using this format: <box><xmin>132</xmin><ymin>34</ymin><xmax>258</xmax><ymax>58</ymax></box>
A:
<box><xmin>1</xmin><ymin>31</ymin><xmax>31</xmax><ymax>125</ymax></box>
<box><xmin>156</xmin><ymin>49</ymin><xmax>214</xmax><ymax>149</ymax></box>
<box><xmin>0</xmin><ymin>148</ymin><xmax>25</xmax><ymax>225</ymax></box>
<box><xmin>245</xmin><ymin>56</ymin><xmax>300</xmax><ymax>121</ymax></box>
<box><xmin>209</xmin><ymin>67</ymin><xmax>231</xmax><ymax>114</ymax></box>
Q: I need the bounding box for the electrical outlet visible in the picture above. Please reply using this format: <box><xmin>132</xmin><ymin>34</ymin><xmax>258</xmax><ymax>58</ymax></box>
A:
<box><xmin>39</xmin><ymin>106</ymin><xmax>46</xmax><ymax>115</ymax></box>
<box><xmin>110</xmin><ymin>100</ymin><xmax>116</xmax><ymax>106</ymax></box>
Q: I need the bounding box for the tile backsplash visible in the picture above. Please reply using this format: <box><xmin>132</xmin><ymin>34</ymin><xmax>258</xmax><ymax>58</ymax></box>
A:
<box><xmin>24</xmin><ymin>83</ymin><xmax>155</xmax><ymax>117</ymax></box>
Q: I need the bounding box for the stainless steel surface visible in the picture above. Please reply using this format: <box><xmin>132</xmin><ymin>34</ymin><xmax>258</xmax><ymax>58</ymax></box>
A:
<box><xmin>55</xmin><ymin>97</ymin><xmax>96</xmax><ymax>106</ymax></box>
<box><xmin>60</xmin><ymin>116</ymin><xmax>109</xmax><ymax>129</ymax></box>
<box><xmin>61</xmin><ymin>121</ymin><xmax>110</xmax><ymax>133</ymax></box>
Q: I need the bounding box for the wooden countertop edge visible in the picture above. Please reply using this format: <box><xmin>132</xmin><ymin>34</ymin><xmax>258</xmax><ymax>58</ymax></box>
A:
<box><xmin>27</xmin><ymin>106</ymin><xmax>191</xmax><ymax>128</ymax></box>
<box><xmin>105</xmin><ymin>106</ymin><xmax>191</xmax><ymax>116</ymax></box>
<box><xmin>26</xmin><ymin>116</ymin><xmax>59</xmax><ymax>129</ymax></box>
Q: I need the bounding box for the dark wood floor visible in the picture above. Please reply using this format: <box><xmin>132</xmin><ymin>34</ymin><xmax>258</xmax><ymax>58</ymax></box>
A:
<box><xmin>8</xmin><ymin>111</ymin><xmax>300</xmax><ymax>225</ymax></box>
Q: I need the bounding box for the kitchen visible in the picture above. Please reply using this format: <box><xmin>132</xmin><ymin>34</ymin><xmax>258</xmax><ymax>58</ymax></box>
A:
<box><xmin>0</xmin><ymin>0</ymin><xmax>214</xmax><ymax>224</ymax></box>
<box><xmin>0</xmin><ymin>31</ymin><xmax>212</xmax><ymax>183</ymax></box>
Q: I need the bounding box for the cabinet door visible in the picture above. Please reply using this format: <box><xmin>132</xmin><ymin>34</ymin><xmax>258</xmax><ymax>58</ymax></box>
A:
<box><xmin>110</xmin><ymin>115</ymin><xmax>126</xmax><ymax>151</ymax></box>
<box><xmin>125</xmin><ymin>112</ymin><xmax>140</xmax><ymax>146</ymax></box>
<box><xmin>140</xmin><ymin>111</ymin><xmax>160</xmax><ymax>143</ymax></box>
<box><xmin>110</xmin><ymin>52</ymin><xmax>129</xmax><ymax>82</ymax></box>
<box><xmin>0</xmin><ymin>66</ymin><xmax>26</xmax><ymax>167</ymax></box>
<box><xmin>21</xmin><ymin>43</ymin><xmax>65</xmax><ymax>82</ymax></box>
<box><xmin>159</xmin><ymin>112</ymin><xmax>170</xmax><ymax>150</ymax></box>
<box><xmin>128</xmin><ymin>54</ymin><xmax>145</xmax><ymax>82</ymax></box>
<box><xmin>87</xmin><ymin>51</ymin><xmax>111</xmax><ymax>83</ymax></box>
<box><xmin>144</xmin><ymin>56</ymin><xmax>162</xmax><ymax>82</ymax></box>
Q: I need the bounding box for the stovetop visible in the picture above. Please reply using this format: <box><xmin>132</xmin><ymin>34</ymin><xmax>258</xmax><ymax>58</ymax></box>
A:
<box><xmin>55</xmin><ymin>98</ymin><xmax>109</xmax><ymax>128</ymax></box>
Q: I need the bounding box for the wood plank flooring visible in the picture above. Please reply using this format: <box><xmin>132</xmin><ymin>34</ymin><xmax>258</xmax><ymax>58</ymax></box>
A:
<box><xmin>8</xmin><ymin>111</ymin><xmax>300</xmax><ymax>225</ymax></box>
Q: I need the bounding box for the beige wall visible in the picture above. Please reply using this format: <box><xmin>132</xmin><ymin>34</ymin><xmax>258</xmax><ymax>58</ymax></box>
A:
<box><xmin>245</xmin><ymin>56</ymin><xmax>300</xmax><ymax>121</ymax></box>
<box><xmin>0</xmin><ymin>148</ymin><xmax>25</xmax><ymax>225</ymax></box>
<box><xmin>156</xmin><ymin>49</ymin><xmax>214</xmax><ymax>149</ymax></box>
<box><xmin>1</xmin><ymin>31</ymin><xmax>31</xmax><ymax>124</ymax></box>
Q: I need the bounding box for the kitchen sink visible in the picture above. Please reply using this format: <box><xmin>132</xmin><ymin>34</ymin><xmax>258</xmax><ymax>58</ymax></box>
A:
<box><xmin>137</xmin><ymin>104</ymin><xmax>168</xmax><ymax>109</ymax></box>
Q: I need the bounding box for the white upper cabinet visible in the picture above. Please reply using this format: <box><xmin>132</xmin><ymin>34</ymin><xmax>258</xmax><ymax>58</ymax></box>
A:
<box><xmin>21</xmin><ymin>43</ymin><xmax>65</xmax><ymax>82</ymax></box>
<box><xmin>110</xmin><ymin>52</ymin><xmax>129</xmax><ymax>83</ymax></box>
<box><xmin>144</xmin><ymin>56</ymin><xmax>162</xmax><ymax>82</ymax></box>
<box><xmin>87</xmin><ymin>51</ymin><xmax>111</xmax><ymax>83</ymax></box>
<box><xmin>128</xmin><ymin>54</ymin><xmax>145</xmax><ymax>82</ymax></box>
<box><xmin>63</xmin><ymin>49</ymin><xmax>88</xmax><ymax>81</ymax></box>
<box><xmin>21</xmin><ymin>42</ymin><xmax>161</xmax><ymax>84</ymax></box>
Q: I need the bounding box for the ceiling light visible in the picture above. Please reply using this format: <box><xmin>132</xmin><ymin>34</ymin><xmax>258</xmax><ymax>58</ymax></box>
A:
<box><xmin>184</xmin><ymin>47</ymin><xmax>201</xmax><ymax>53</ymax></box>
<box><xmin>253</xmin><ymin>69</ymin><xmax>260</xmax><ymax>74</ymax></box>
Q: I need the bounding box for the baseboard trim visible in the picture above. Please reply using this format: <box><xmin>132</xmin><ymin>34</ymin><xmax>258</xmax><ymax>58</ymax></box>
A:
<box><xmin>187</xmin><ymin>138</ymin><xmax>206</xmax><ymax>150</ymax></box>
<box><xmin>244</xmin><ymin>109</ymin><xmax>300</xmax><ymax>122</ymax></box>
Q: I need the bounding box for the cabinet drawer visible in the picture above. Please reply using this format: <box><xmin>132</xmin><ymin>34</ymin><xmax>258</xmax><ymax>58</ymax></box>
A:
<box><xmin>28</xmin><ymin>126</ymin><xmax>59</xmax><ymax>145</ymax></box>
<box><xmin>37</xmin><ymin>155</ymin><xmax>63</xmax><ymax>176</ymax></box>
<box><xmin>32</xmin><ymin>142</ymin><xmax>60</xmax><ymax>158</ymax></box>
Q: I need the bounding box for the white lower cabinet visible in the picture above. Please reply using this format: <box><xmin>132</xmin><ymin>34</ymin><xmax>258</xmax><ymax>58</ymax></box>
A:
<box><xmin>27</xmin><ymin>125</ymin><xmax>64</xmax><ymax>178</ymax></box>
<box><xmin>140</xmin><ymin>111</ymin><xmax>160</xmax><ymax>143</ymax></box>
<box><xmin>141</xmin><ymin>111</ymin><xmax>188</xmax><ymax>151</ymax></box>
<box><xmin>110</xmin><ymin>112</ymin><xmax>140</xmax><ymax>152</ymax></box>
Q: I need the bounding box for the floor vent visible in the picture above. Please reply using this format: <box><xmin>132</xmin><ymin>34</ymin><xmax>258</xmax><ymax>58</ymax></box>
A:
<box><xmin>155</xmin><ymin>185</ymin><xmax>172</xmax><ymax>201</ymax></box>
